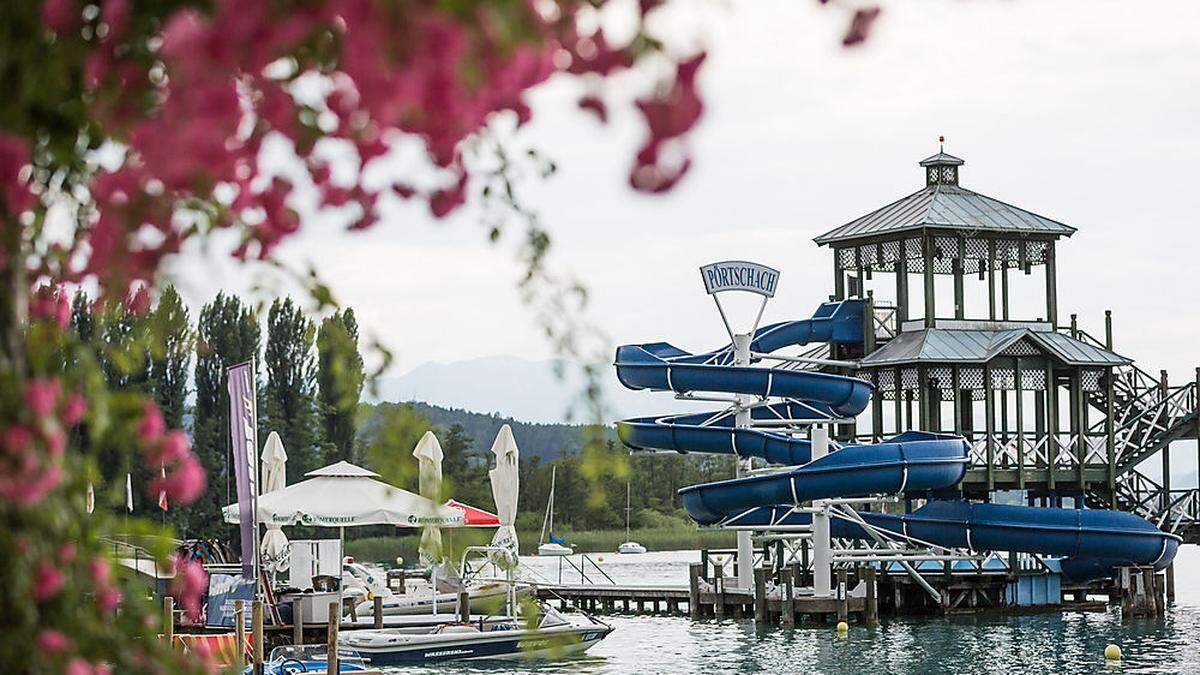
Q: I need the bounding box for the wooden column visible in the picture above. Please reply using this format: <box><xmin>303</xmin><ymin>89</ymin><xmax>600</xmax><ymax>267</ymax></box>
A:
<box><xmin>234</xmin><ymin>601</ymin><xmax>246</xmax><ymax>667</ymax></box>
<box><xmin>864</xmin><ymin>566</ymin><xmax>878</xmax><ymax>627</ymax></box>
<box><xmin>918</xmin><ymin>366</ymin><xmax>930</xmax><ymax>431</ymax></box>
<box><xmin>753</xmin><ymin>567</ymin><xmax>767</xmax><ymax>625</ymax></box>
<box><xmin>293</xmin><ymin>598</ymin><xmax>304</xmax><ymax>646</ymax></box>
<box><xmin>953</xmin><ymin>236</ymin><xmax>965</xmax><ymax>319</ymax></box>
<box><xmin>782</xmin><ymin>566</ymin><xmax>795</xmax><ymax>627</ymax></box>
<box><xmin>1046</xmin><ymin>362</ymin><xmax>1058</xmax><ymax>491</ymax></box>
<box><xmin>1001</xmin><ymin>262</ymin><xmax>1011</xmax><ymax>320</ymax></box>
<box><xmin>1045</xmin><ymin>240</ymin><xmax>1058</xmax><ymax>327</ymax></box>
<box><xmin>1106</xmin><ymin>366</ymin><xmax>1116</xmax><ymax>497</ymax></box>
<box><xmin>1015</xmin><ymin>366</ymin><xmax>1026</xmax><ymax>489</ymax></box>
<box><xmin>984</xmin><ymin>364</ymin><xmax>995</xmax><ymax>490</ymax></box>
<box><xmin>163</xmin><ymin>596</ymin><xmax>174</xmax><ymax>647</ymax></box>
<box><xmin>1073</xmin><ymin>370</ymin><xmax>1086</xmax><ymax>488</ymax></box>
<box><xmin>327</xmin><ymin>602</ymin><xmax>340</xmax><ymax>674</ymax></box>
<box><xmin>896</xmin><ymin>256</ymin><xmax>909</xmax><ymax>323</ymax></box>
<box><xmin>923</xmin><ymin>235</ymin><xmax>936</xmax><ymax>327</ymax></box>
<box><xmin>987</xmin><ymin>239</ymin><xmax>997</xmax><ymax>320</ymax></box>
<box><xmin>252</xmin><ymin>600</ymin><xmax>264</xmax><ymax>674</ymax></box>
<box><xmin>688</xmin><ymin>563</ymin><xmax>702</xmax><ymax>620</ymax></box>
<box><xmin>834</xmin><ymin>251</ymin><xmax>846</xmax><ymax>301</ymax></box>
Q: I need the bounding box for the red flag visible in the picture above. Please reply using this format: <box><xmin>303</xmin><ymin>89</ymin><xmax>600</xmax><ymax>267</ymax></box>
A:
<box><xmin>158</xmin><ymin>464</ymin><xmax>168</xmax><ymax>511</ymax></box>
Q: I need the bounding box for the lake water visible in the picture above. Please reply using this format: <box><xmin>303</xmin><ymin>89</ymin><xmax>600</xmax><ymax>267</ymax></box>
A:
<box><xmin>387</xmin><ymin>545</ymin><xmax>1200</xmax><ymax>674</ymax></box>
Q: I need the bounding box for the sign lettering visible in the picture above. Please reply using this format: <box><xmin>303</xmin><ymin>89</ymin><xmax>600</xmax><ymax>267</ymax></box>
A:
<box><xmin>700</xmin><ymin>261</ymin><xmax>780</xmax><ymax>298</ymax></box>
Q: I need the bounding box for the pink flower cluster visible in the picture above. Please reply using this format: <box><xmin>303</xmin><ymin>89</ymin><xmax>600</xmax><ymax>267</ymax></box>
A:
<box><xmin>0</xmin><ymin>377</ymin><xmax>84</xmax><ymax>506</ymax></box>
<box><xmin>139</xmin><ymin>402</ymin><xmax>207</xmax><ymax>505</ymax></box>
<box><xmin>171</xmin><ymin>557</ymin><xmax>209</xmax><ymax>621</ymax></box>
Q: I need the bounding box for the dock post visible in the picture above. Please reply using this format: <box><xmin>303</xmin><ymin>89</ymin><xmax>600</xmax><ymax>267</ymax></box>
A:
<box><xmin>865</xmin><ymin>566</ymin><xmax>878</xmax><ymax>626</ymax></box>
<box><xmin>163</xmin><ymin>596</ymin><xmax>174</xmax><ymax>647</ymax></box>
<box><xmin>373</xmin><ymin>595</ymin><xmax>383</xmax><ymax>629</ymax></box>
<box><xmin>1153</xmin><ymin>573</ymin><xmax>1165</xmax><ymax>616</ymax></box>
<box><xmin>782</xmin><ymin>567</ymin><xmax>795</xmax><ymax>627</ymax></box>
<box><xmin>1166</xmin><ymin>563</ymin><xmax>1176</xmax><ymax>602</ymax></box>
<box><xmin>397</xmin><ymin>569</ymin><xmax>406</xmax><ymax>594</ymax></box>
<box><xmin>327</xmin><ymin>601</ymin><xmax>340</xmax><ymax>674</ymax></box>
<box><xmin>688</xmin><ymin>563</ymin><xmax>702</xmax><ymax>620</ymax></box>
<box><xmin>234</xmin><ymin>600</ymin><xmax>246</xmax><ymax>666</ymax></box>
<box><xmin>293</xmin><ymin>598</ymin><xmax>304</xmax><ymax>646</ymax></box>
<box><xmin>458</xmin><ymin>591</ymin><xmax>470</xmax><ymax>623</ymax></box>
<box><xmin>715</xmin><ymin>571</ymin><xmax>726</xmax><ymax>619</ymax></box>
<box><xmin>252</xmin><ymin>600</ymin><xmax>264</xmax><ymax>675</ymax></box>
<box><xmin>836</xmin><ymin>570</ymin><xmax>849</xmax><ymax>624</ymax></box>
<box><xmin>754</xmin><ymin>567</ymin><xmax>767</xmax><ymax>626</ymax></box>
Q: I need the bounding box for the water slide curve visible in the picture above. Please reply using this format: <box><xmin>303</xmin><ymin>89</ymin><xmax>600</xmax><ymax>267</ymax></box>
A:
<box><xmin>615</xmin><ymin>300</ymin><xmax>1179</xmax><ymax>579</ymax></box>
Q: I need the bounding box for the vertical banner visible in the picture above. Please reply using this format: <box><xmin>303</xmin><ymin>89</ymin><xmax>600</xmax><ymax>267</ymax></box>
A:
<box><xmin>227</xmin><ymin>361</ymin><xmax>258</xmax><ymax>581</ymax></box>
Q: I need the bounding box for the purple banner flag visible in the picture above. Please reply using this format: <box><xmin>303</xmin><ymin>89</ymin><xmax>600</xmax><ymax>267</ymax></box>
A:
<box><xmin>227</xmin><ymin>361</ymin><xmax>258</xmax><ymax>580</ymax></box>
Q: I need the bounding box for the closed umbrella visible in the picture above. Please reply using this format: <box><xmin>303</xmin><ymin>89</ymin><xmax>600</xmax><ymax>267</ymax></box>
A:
<box><xmin>488</xmin><ymin>425</ymin><xmax>520</xmax><ymax>568</ymax></box>
<box><xmin>412</xmin><ymin>431</ymin><xmax>445</xmax><ymax>566</ymax></box>
<box><xmin>260</xmin><ymin>432</ymin><xmax>289</xmax><ymax>572</ymax></box>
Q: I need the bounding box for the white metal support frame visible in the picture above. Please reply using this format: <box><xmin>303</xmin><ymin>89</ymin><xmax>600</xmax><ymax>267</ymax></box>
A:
<box><xmin>810</xmin><ymin>425</ymin><xmax>833</xmax><ymax>597</ymax></box>
<box><xmin>733</xmin><ymin>332</ymin><xmax>755</xmax><ymax>591</ymax></box>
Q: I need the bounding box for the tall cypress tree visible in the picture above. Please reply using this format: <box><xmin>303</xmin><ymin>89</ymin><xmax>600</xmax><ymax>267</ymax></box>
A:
<box><xmin>192</xmin><ymin>292</ymin><xmax>260</xmax><ymax>537</ymax></box>
<box><xmin>264</xmin><ymin>297</ymin><xmax>320</xmax><ymax>477</ymax></box>
<box><xmin>316</xmin><ymin>308</ymin><xmax>364</xmax><ymax>464</ymax></box>
<box><xmin>147</xmin><ymin>286</ymin><xmax>192</xmax><ymax>431</ymax></box>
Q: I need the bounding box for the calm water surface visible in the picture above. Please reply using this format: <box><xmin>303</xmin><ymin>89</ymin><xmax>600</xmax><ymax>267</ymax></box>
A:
<box><xmin>384</xmin><ymin>545</ymin><xmax>1200</xmax><ymax>674</ymax></box>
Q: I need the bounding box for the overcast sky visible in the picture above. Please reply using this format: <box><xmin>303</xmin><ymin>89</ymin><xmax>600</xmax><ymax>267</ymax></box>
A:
<box><xmin>168</xmin><ymin>0</ymin><xmax>1200</xmax><ymax>385</ymax></box>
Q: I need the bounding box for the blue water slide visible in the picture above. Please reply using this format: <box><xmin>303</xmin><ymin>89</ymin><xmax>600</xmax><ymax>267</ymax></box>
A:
<box><xmin>615</xmin><ymin>297</ymin><xmax>1180</xmax><ymax>577</ymax></box>
<box><xmin>677</xmin><ymin>431</ymin><xmax>970</xmax><ymax>524</ymax></box>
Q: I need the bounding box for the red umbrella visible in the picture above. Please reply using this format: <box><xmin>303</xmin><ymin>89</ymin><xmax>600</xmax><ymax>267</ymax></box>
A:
<box><xmin>444</xmin><ymin>499</ymin><xmax>500</xmax><ymax>527</ymax></box>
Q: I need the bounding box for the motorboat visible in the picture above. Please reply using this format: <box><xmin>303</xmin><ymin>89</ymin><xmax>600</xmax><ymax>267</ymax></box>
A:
<box><xmin>353</xmin><ymin>579</ymin><xmax>522</xmax><ymax>617</ymax></box>
<box><xmin>537</xmin><ymin>466</ymin><xmax>574</xmax><ymax>556</ymax></box>
<box><xmin>247</xmin><ymin>645</ymin><xmax>381</xmax><ymax>674</ymax></box>
<box><xmin>340</xmin><ymin>606</ymin><xmax>613</xmax><ymax>665</ymax></box>
<box><xmin>617</xmin><ymin>541</ymin><xmax>647</xmax><ymax>555</ymax></box>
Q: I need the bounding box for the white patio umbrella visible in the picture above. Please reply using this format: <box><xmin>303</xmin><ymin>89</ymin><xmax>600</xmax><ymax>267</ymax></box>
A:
<box><xmin>488</xmin><ymin>425</ymin><xmax>520</xmax><ymax>568</ymax></box>
<box><xmin>412</xmin><ymin>431</ymin><xmax>445</xmax><ymax>566</ymax></box>
<box><xmin>222</xmin><ymin>460</ymin><xmax>464</xmax><ymax>529</ymax></box>
<box><xmin>260</xmin><ymin>432</ymin><xmax>290</xmax><ymax>572</ymax></box>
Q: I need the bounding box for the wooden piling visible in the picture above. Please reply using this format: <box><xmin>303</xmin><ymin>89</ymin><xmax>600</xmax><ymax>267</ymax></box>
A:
<box><xmin>1153</xmin><ymin>573</ymin><xmax>1165</xmax><ymax>616</ymax></box>
<box><xmin>292</xmin><ymin>598</ymin><xmax>303</xmax><ymax>646</ymax></box>
<box><xmin>252</xmin><ymin>600</ymin><xmax>264</xmax><ymax>674</ymax></box>
<box><xmin>688</xmin><ymin>563</ymin><xmax>701</xmax><ymax>620</ymax></box>
<box><xmin>163</xmin><ymin>596</ymin><xmax>174</xmax><ymax>647</ymax></box>
<box><xmin>715</xmin><ymin>571</ymin><xmax>726</xmax><ymax>619</ymax></box>
<box><xmin>459</xmin><ymin>591</ymin><xmax>470</xmax><ymax>623</ymax></box>
<box><xmin>373</xmin><ymin>595</ymin><xmax>383</xmax><ymax>629</ymax></box>
<box><xmin>864</xmin><ymin>566</ymin><xmax>878</xmax><ymax>627</ymax></box>
<box><xmin>782</xmin><ymin>567</ymin><xmax>795</xmax><ymax>627</ymax></box>
<box><xmin>754</xmin><ymin>567</ymin><xmax>767</xmax><ymax>625</ymax></box>
<box><xmin>234</xmin><ymin>600</ymin><xmax>246</xmax><ymax>665</ymax></box>
<box><xmin>1166</xmin><ymin>563</ymin><xmax>1176</xmax><ymax>602</ymax></box>
<box><xmin>327</xmin><ymin>601</ymin><xmax>340</xmax><ymax>674</ymax></box>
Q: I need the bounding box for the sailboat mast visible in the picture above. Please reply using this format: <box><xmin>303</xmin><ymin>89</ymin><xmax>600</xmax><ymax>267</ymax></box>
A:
<box><xmin>540</xmin><ymin>465</ymin><xmax>557</xmax><ymax>544</ymax></box>
<box><xmin>625</xmin><ymin>480</ymin><xmax>631</xmax><ymax>539</ymax></box>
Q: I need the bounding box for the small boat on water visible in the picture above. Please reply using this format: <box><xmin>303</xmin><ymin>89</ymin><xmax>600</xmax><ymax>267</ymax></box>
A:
<box><xmin>617</xmin><ymin>480</ymin><xmax>646</xmax><ymax>555</ymax></box>
<box><xmin>340</xmin><ymin>606</ymin><xmax>613</xmax><ymax>665</ymax></box>
<box><xmin>247</xmin><ymin>645</ymin><xmax>381</xmax><ymax>674</ymax></box>
<box><xmin>354</xmin><ymin>579</ymin><xmax>523</xmax><ymax>617</ymax></box>
<box><xmin>537</xmin><ymin>466</ymin><xmax>574</xmax><ymax>556</ymax></box>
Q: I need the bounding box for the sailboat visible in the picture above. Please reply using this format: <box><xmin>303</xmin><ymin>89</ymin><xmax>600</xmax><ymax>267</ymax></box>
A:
<box><xmin>537</xmin><ymin>466</ymin><xmax>573</xmax><ymax>556</ymax></box>
<box><xmin>617</xmin><ymin>480</ymin><xmax>646</xmax><ymax>555</ymax></box>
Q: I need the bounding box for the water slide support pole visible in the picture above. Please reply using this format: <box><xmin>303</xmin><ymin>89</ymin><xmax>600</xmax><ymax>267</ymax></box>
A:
<box><xmin>811</xmin><ymin>426</ymin><xmax>833</xmax><ymax>597</ymax></box>
<box><xmin>733</xmin><ymin>332</ymin><xmax>755</xmax><ymax>591</ymax></box>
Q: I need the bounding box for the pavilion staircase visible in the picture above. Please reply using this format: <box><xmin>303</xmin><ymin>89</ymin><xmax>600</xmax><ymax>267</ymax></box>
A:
<box><xmin>1071</xmin><ymin>328</ymin><xmax>1200</xmax><ymax>542</ymax></box>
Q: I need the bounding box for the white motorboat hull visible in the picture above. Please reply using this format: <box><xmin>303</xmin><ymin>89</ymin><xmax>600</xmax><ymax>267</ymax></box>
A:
<box><xmin>342</xmin><ymin>621</ymin><xmax>612</xmax><ymax>665</ymax></box>
<box><xmin>537</xmin><ymin>543</ymin><xmax>573</xmax><ymax>556</ymax></box>
<box><xmin>355</xmin><ymin>582</ymin><xmax>519</xmax><ymax>617</ymax></box>
<box><xmin>617</xmin><ymin>542</ymin><xmax>646</xmax><ymax>554</ymax></box>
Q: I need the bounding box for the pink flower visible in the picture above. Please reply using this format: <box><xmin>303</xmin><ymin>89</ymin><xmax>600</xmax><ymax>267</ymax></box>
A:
<box><xmin>37</xmin><ymin>629</ymin><xmax>72</xmax><ymax>653</ymax></box>
<box><xmin>138</xmin><ymin>402</ymin><xmax>165</xmax><ymax>441</ymax></box>
<box><xmin>172</xmin><ymin>557</ymin><xmax>209</xmax><ymax>620</ymax></box>
<box><xmin>152</xmin><ymin>454</ymin><xmax>207</xmax><ymax>505</ymax></box>
<box><xmin>59</xmin><ymin>542</ymin><xmax>77</xmax><ymax>563</ymax></box>
<box><xmin>41</xmin><ymin>0</ymin><xmax>80</xmax><ymax>35</ymax></box>
<box><xmin>3</xmin><ymin>425</ymin><xmax>33</xmax><ymax>454</ymax></box>
<box><xmin>98</xmin><ymin>587</ymin><xmax>122</xmax><ymax>614</ymax></box>
<box><xmin>24</xmin><ymin>378</ymin><xmax>61</xmax><ymax>418</ymax></box>
<box><xmin>90</xmin><ymin>557</ymin><xmax>111</xmax><ymax>586</ymax></box>
<box><xmin>154</xmin><ymin>431</ymin><xmax>190</xmax><ymax>464</ymax></box>
<box><xmin>578</xmin><ymin>95</ymin><xmax>608</xmax><ymax>123</ymax></box>
<box><xmin>429</xmin><ymin>173</ymin><xmax>468</xmax><ymax>219</ymax></box>
<box><xmin>0</xmin><ymin>134</ymin><xmax>36</xmax><ymax>215</ymax></box>
<box><xmin>843</xmin><ymin>7</ymin><xmax>881</xmax><ymax>47</ymax></box>
<box><xmin>63</xmin><ymin>393</ymin><xmax>87</xmax><ymax>425</ymax></box>
<box><xmin>35</xmin><ymin>560</ymin><xmax>65</xmax><ymax>602</ymax></box>
<box><xmin>65</xmin><ymin>658</ymin><xmax>92</xmax><ymax>675</ymax></box>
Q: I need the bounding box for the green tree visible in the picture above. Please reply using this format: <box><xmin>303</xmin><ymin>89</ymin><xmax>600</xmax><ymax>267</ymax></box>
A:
<box><xmin>264</xmin><ymin>298</ymin><xmax>320</xmax><ymax>477</ymax></box>
<box><xmin>192</xmin><ymin>293</ymin><xmax>260</xmax><ymax>537</ymax></box>
<box><xmin>317</xmin><ymin>308</ymin><xmax>364</xmax><ymax>464</ymax></box>
<box><xmin>147</xmin><ymin>287</ymin><xmax>192</xmax><ymax>431</ymax></box>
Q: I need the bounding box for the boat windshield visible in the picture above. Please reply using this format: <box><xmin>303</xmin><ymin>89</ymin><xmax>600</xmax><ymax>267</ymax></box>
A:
<box><xmin>268</xmin><ymin>644</ymin><xmax>368</xmax><ymax>665</ymax></box>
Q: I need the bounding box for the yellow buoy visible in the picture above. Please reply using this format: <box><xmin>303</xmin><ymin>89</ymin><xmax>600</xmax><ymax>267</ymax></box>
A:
<box><xmin>597</xmin><ymin>556</ymin><xmax>605</xmax><ymax>563</ymax></box>
<box><xmin>1104</xmin><ymin>644</ymin><xmax>1122</xmax><ymax>661</ymax></box>
<box><xmin>836</xmin><ymin>621</ymin><xmax>849</xmax><ymax>633</ymax></box>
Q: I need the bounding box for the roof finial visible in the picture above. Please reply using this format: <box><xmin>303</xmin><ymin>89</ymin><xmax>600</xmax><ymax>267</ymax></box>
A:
<box><xmin>939</xmin><ymin>134</ymin><xmax>945</xmax><ymax>152</ymax></box>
